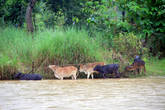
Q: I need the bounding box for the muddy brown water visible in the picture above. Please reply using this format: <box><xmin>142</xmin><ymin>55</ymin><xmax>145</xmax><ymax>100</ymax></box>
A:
<box><xmin>0</xmin><ymin>77</ymin><xmax>165</xmax><ymax>110</ymax></box>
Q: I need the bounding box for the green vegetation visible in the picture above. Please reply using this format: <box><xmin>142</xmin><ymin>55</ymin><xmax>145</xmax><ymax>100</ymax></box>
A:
<box><xmin>146</xmin><ymin>59</ymin><xmax>165</xmax><ymax>76</ymax></box>
<box><xmin>124</xmin><ymin>58</ymin><xmax>165</xmax><ymax>78</ymax></box>
<box><xmin>0</xmin><ymin>0</ymin><xmax>165</xmax><ymax>79</ymax></box>
<box><xmin>0</xmin><ymin>27</ymin><xmax>164</xmax><ymax>79</ymax></box>
<box><xmin>0</xmin><ymin>27</ymin><xmax>107</xmax><ymax>79</ymax></box>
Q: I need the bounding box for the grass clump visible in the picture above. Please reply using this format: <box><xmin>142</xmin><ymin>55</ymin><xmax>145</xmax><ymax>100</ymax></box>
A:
<box><xmin>34</xmin><ymin>28</ymin><xmax>104</xmax><ymax>65</ymax></box>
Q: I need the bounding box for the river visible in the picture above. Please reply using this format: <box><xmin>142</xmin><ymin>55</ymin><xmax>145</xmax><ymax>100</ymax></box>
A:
<box><xmin>0</xmin><ymin>77</ymin><xmax>165</xmax><ymax>110</ymax></box>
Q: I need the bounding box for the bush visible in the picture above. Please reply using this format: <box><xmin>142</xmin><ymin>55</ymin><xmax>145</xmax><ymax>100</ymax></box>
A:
<box><xmin>113</xmin><ymin>33</ymin><xmax>148</xmax><ymax>58</ymax></box>
<box><xmin>112</xmin><ymin>33</ymin><xmax>148</xmax><ymax>70</ymax></box>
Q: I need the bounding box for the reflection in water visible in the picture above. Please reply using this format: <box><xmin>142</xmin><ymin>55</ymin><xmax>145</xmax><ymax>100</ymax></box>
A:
<box><xmin>0</xmin><ymin>77</ymin><xmax>165</xmax><ymax>110</ymax></box>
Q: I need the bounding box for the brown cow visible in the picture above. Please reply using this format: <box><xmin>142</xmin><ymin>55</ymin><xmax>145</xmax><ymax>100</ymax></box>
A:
<box><xmin>48</xmin><ymin>65</ymin><xmax>78</xmax><ymax>80</ymax></box>
<box><xmin>125</xmin><ymin>60</ymin><xmax>146</xmax><ymax>75</ymax></box>
<box><xmin>124</xmin><ymin>65</ymin><xmax>137</xmax><ymax>75</ymax></box>
<box><xmin>79</xmin><ymin>62</ymin><xmax>105</xmax><ymax>79</ymax></box>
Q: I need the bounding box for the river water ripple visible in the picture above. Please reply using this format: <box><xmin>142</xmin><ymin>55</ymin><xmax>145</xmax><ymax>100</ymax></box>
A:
<box><xmin>0</xmin><ymin>77</ymin><xmax>165</xmax><ymax>110</ymax></box>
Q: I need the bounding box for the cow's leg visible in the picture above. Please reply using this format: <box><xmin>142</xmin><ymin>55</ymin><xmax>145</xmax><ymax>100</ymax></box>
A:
<box><xmin>142</xmin><ymin>67</ymin><xmax>144</xmax><ymax>74</ymax></box>
<box><xmin>143</xmin><ymin>66</ymin><xmax>146</xmax><ymax>75</ymax></box>
<box><xmin>72</xmin><ymin>76</ymin><xmax>74</xmax><ymax>80</ymax></box>
<box><xmin>55</xmin><ymin>74</ymin><xmax>60</xmax><ymax>79</ymax></box>
<box><xmin>103</xmin><ymin>73</ymin><xmax>107</xmax><ymax>78</ymax></box>
<box><xmin>135</xmin><ymin>70</ymin><xmax>137</xmax><ymax>75</ymax></box>
<box><xmin>91</xmin><ymin>73</ymin><xmax>94</xmax><ymax>79</ymax></box>
<box><xmin>140</xmin><ymin>66</ymin><xmax>144</xmax><ymax>75</ymax></box>
<box><xmin>115</xmin><ymin>71</ymin><xmax>120</xmax><ymax>78</ymax></box>
<box><xmin>73</xmin><ymin>74</ymin><xmax>77</xmax><ymax>80</ymax></box>
<box><xmin>60</xmin><ymin>77</ymin><xmax>63</xmax><ymax>80</ymax></box>
<box><xmin>134</xmin><ymin>68</ymin><xmax>138</xmax><ymax>75</ymax></box>
<box><xmin>72</xmin><ymin>72</ymin><xmax>77</xmax><ymax>80</ymax></box>
<box><xmin>87</xmin><ymin>73</ymin><xmax>90</xmax><ymax>79</ymax></box>
<box><xmin>139</xmin><ymin>68</ymin><xmax>141</xmax><ymax>75</ymax></box>
<box><xmin>137</xmin><ymin>68</ymin><xmax>140</xmax><ymax>74</ymax></box>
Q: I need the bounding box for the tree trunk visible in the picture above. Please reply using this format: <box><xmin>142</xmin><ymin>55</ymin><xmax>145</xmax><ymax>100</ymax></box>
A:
<box><xmin>25</xmin><ymin>0</ymin><xmax>36</xmax><ymax>33</ymax></box>
<box><xmin>25</xmin><ymin>0</ymin><xmax>36</xmax><ymax>73</ymax></box>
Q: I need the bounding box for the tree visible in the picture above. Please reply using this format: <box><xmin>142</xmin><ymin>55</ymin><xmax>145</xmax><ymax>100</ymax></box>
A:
<box><xmin>26</xmin><ymin>0</ymin><xmax>36</xmax><ymax>33</ymax></box>
<box><xmin>0</xmin><ymin>0</ymin><xmax>27</xmax><ymax>26</ymax></box>
<box><xmin>123</xmin><ymin>0</ymin><xmax>165</xmax><ymax>56</ymax></box>
<box><xmin>25</xmin><ymin>0</ymin><xmax>37</xmax><ymax>73</ymax></box>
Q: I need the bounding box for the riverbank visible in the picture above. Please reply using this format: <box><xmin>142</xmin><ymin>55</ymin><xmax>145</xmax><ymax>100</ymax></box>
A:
<box><xmin>0</xmin><ymin>27</ymin><xmax>164</xmax><ymax>80</ymax></box>
<box><xmin>0</xmin><ymin>58</ymin><xmax>164</xmax><ymax>80</ymax></box>
<box><xmin>146</xmin><ymin>58</ymin><xmax>165</xmax><ymax>76</ymax></box>
<box><xmin>42</xmin><ymin>58</ymin><xmax>165</xmax><ymax>79</ymax></box>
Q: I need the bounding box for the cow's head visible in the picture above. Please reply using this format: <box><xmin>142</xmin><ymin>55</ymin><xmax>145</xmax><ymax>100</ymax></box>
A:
<box><xmin>48</xmin><ymin>65</ymin><xmax>57</xmax><ymax>71</ymax></box>
<box><xmin>14</xmin><ymin>72</ymin><xmax>22</xmax><ymax>79</ymax></box>
<box><xmin>79</xmin><ymin>64</ymin><xmax>86</xmax><ymax>72</ymax></box>
<box><xmin>125</xmin><ymin>65</ymin><xmax>136</xmax><ymax>72</ymax></box>
<box><xmin>93</xmin><ymin>65</ymin><xmax>102</xmax><ymax>71</ymax></box>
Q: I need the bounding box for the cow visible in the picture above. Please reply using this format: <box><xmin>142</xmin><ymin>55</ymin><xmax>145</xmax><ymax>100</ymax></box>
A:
<box><xmin>48</xmin><ymin>65</ymin><xmax>78</xmax><ymax>80</ymax></box>
<box><xmin>131</xmin><ymin>55</ymin><xmax>141</xmax><ymax>73</ymax></box>
<box><xmin>132</xmin><ymin>59</ymin><xmax>146</xmax><ymax>74</ymax></box>
<box><xmin>124</xmin><ymin>65</ymin><xmax>137</xmax><ymax>76</ymax></box>
<box><xmin>14</xmin><ymin>72</ymin><xmax>42</xmax><ymax>80</ymax></box>
<box><xmin>125</xmin><ymin>59</ymin><xmax>146</xmax><ymax>75</ymax></box>
<box><xmin>79</xmin><ymin>62</ymin><xmax>105</xmax><ymax>79</ymax></box>
<box><xmin>125</xmin><ymin>65</ymin><xmax>135</xmax><ymax>72</ymax></box>
<box><xmin>93</xmin><ymin>64</ymin><xmax>120</xmax><ymax>78</ymax></box>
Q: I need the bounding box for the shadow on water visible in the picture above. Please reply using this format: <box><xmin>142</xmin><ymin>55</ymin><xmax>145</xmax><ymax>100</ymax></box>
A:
<box><xmin>0</xmin><ymin>77</ymin><xmax>165</xmax><ymax>110</ymax></box>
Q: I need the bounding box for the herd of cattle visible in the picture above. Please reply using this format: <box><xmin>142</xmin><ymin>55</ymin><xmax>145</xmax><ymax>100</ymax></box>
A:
<box><xmin>14</xmin><ymin>56</ymin><xmax>146</xmax><ymax>80</ymax></box>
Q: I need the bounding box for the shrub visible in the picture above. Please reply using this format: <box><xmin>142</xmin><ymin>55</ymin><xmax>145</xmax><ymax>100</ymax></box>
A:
<box><xmin>112</xmin><ymin>33</ymin><xmax>148</xmax><ymax>66</ymax></box>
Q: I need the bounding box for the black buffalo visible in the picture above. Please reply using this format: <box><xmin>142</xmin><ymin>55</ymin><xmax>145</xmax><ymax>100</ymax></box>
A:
<box><xmin>14</xmin><ymin>72</ymin><xmax>42</xmax><ymax>80</ymax></box>
<box><xmin>94</xmin><ymin>64</ymin><xmax>120</xmax><ymax>78</ymax></box>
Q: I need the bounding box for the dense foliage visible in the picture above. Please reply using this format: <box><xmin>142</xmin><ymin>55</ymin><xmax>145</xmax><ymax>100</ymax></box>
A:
<box><xmin>0</xmin><ymin>0</ymin><xmax>165</xmax><ymax>79</ymax></box>
<box><xmin>1</xmin><ymin>0</ymin><xmax>164</xmax><ymax>56</ymax></box>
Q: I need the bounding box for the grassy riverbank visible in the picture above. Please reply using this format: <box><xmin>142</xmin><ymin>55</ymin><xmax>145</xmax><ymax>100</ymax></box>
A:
<box><xmin>0</xmin><ymin>27</ymin><xmax>164</xmax><ymax>79</ymax></box>
<box><xmin>128</xmin><ymin>58</ymin><xmax>165</xmax><ymax>78</ymax></box>
<box><xmin>146</xmin><ymin>59</ymin><xmax>165</xmax><ymax>76</ymax></box>
<box><xmin>0</xmin><ymin>27</ymin><xmax>108</xmax><ymax>79</ymax></box>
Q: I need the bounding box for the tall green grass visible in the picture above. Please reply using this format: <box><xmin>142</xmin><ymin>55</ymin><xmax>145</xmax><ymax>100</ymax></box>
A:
<box><xmin>0</xmin><ymin>27</ymin><xmax>107</xmax><ymax>79</ymax></box>
<box><xmin>0</xmin><ymin>27</ymin><xmax>33</xmax><ymax>65</ymax></box>
<box><xmin>33</xmin><ymin>28</ymin><xmax>104</xmax><ymax>64</ymax></box>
